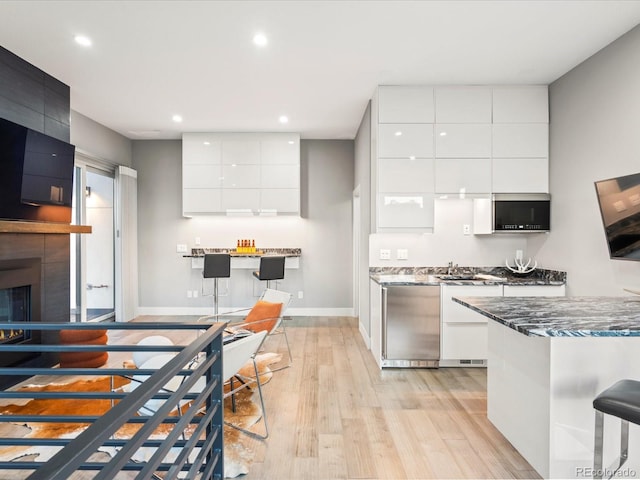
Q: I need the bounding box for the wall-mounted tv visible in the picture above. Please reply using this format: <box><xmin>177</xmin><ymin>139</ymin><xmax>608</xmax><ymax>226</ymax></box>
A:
<box><xmin>0</xmin><ymin>117</ymin><xmax>75</xmax><ymax>223</ymax></box>
<box><xmin>595</xmin><ymin>172</ymin><xmax>640</xmax><ymax>261</ymax></box>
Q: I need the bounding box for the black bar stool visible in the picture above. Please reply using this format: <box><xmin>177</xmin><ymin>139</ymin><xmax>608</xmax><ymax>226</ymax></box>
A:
<box><xmin>202</xmin><ymin>253</ymin><xmax>231</xmax><ymax>315</ymax></box>
<box><xmin>252</xmin><ymin>255</ymin><xmax>285</xmax><ymax>290</ymax></box>
<box><xmin>593</xmin><ymin>379</ymin><xmax>640</xmax><ymax>479</ymax></box>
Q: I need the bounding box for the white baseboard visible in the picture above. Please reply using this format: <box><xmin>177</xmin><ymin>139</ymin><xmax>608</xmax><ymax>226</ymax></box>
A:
<box><xmin>358</xmin><ymin>321</ymin><xmax>370</xmax><ymax>349</ymax></box>
<box><xmin>135</xmin><ymin>306</ymin><xmax>355</xmax><ymax>317</ymax></box>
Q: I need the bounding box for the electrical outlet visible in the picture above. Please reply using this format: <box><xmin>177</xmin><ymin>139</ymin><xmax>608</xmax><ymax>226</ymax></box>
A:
<box><xmin>380</xmin><ymin>249</ymin><xmax>391</xmax><ymax>260</ymax></box>
<box><xmin>463</xmin><ymin>224</ymin><xmax>471</xmax><ymax>235</ymax></box>
<box><xmin>176</xmin><ymin>244</ymin><xmax>188</xmax><ymax>253</ymax></box>
<box><xmin>516</xmin><ymin>249</ymin><xmax>523</xmax><ymax>260</ymax></box>
<box><xmin>396</xmin><ymin>249</ymin><xmax>408</xmax><ymax>260</ymax></box>
<box><xmin>187</xmin><ymin>290</ymin><xmax>193</xmax><ymax>298</ymax></box>
<box><xmin>193</xmin><ymin>290</ymin><xmax>198</xmax><ymax>298</ymax></box>
<box><xmin>298</xmin><ymin>291</ymin><xmax>304</xmax><ymax>299</ymax></box>
<box><xmin>195</xmin><ymin>237</ymin><xmax>201</xmax><ymax>246</ymax></box>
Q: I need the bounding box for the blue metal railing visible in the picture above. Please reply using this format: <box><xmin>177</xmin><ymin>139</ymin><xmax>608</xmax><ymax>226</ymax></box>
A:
<box><xmin>0</xmin><ymin>321</ymin><xmax>225</xmax><ymax>479</ymax></box>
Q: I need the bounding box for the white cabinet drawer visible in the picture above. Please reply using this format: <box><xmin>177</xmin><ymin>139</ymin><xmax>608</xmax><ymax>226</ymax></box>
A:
<box><xmin>434</xmin><ymin>158</ymin><xmax>491</xmax><ymax>194</ymax></box>
<box><xmin>441</xmin><ymin>284</ymin><xmax>504</xmax><ymax>323</ymax></box>
<box><xmin>492</xmin><ymin>86</ymin><xmax>548</xmax><ymax>123</ymax></box>
<box><xmin>492</xmin><ymin>157</ymin><xmax>548</xmax><ymax>193</ymax></box>
<box><xmin>435</xmin><ymin>124</ymin><xmax>491</xmax><ymax>158</ymax></box>
<box><xmin>378</xmin><ymin>158</ymin><xmax>434</xmax><ymax>192</ymax></box>
<box><xmin>492</xmin><ymin>124</ymin><xmax>548</xmax><ymax>158</ymax></box>
<box><xmin>503</xmin><ymin>285</ymin><xmax>566</xmax><ymax>297</ymax></box>
<box><xmin>435</xmin><ymin>86</ymin><xmax>492</xmax><ymax>123</ymax></box>
<box><xmin>441</xmin><ymin>323</ymin><xmax>488</xmax><ymax>360</ymax></box>
<box><xmin>378</xmin><ymin>124</ymin><xmax>434</xmax><ymax>158</ymax></box>
<box><xmin>378</xmin><ymin>86</ymin><xmax>434</xmax><ymax>123</ymax></box>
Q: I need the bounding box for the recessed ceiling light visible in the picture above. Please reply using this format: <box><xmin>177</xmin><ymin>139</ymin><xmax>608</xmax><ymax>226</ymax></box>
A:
<box><xmin>74</xmin><ymin>35</ymin><xmax>92</xmax><ymax>47</ymax></box>
<box><xmin>288</xmin><ymin>141</ymin><xmax>295</xmax><ymax>145</ymax></box>
<box><xmin>279</xmin><ymin>115</ymin><xmax>289</xmax><ymax>124</ymax></box>
<box><xmin>172</xmin><ymin>114</ymin><xmax>183</xmax><ymax>123</ymax></box>
<box><xmin>439</xmin><ymin>131</ymin><xmax>447</xmax><ymax>136</ymax></box>
<box><xmin>409</xmin><ymin>155</ymin><xmax>416</xmax><ymax>160</ymax></box>
<box><xmin>253</xmin><ymin>33</ymin><xmax>268</xmax><ymax>47</ymax></box>
<box><xmin>203</xmin><ymin>141</ymin><xmax>210</xmax><ymax>145</ymax></box>
<box><xmin>394</xmin><ymin>131</ymin><xmax>402</xmax><ymax>136</ymax></box>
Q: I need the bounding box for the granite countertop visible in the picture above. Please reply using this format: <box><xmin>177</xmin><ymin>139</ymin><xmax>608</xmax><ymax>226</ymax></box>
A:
<box><xmin>370</xmin><ymin>266</ymin><xmax>566</xmax><ymax>287</ymax></box>
<box><xmin>185</xmin><ymin>247</ymin><xmax>301</xmax><ymax>258</ymax></box>
<box><xmin>452</xmin><ymin>296</ymin><xmax>640</xmax><ymax>337</ymax></box>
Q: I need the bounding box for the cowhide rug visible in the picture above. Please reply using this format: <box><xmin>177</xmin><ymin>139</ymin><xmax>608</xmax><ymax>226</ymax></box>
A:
<box><xmin>0</xmin><ymin>352</ymin><xmax>281</xmax><ymax>479</ymax></box>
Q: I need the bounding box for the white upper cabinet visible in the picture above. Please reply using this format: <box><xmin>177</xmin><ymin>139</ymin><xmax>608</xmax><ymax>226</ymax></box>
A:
<box><xmin>378</xmin><ymin>124</ymin><xmax>434</xmax><ymax>158</ymax></box>
<box><xmin>492</xmin><ymin>157</ymin><xmax>549</xmax><ymax>193</ymax></box>
<box><xmin>435</xmin><ymin>87</ymin><xmax>492</xmax><ymax>123</ymax></box>
<box><xmin>435</xmin><ymin>124</ymin><xmax>492</xmax><ymax>158</ymax></box>
<box><xmin>435</xmin><ymin>158</ymin><xmax>492</xmax><ymax>194</ymax></box>
<box><xmin>378</xmin><ymin>158</ymin><xmax>434</xmax><ymax>193</ymax></box>
<box><xmin>492</xmin><ymin>86</ymin><xmax>548</xmax><ymax>123</ymax></box>
<box><xmin>182</xmin><ymin>132</ymin><xmax>300</xmax><ymax>216</ymax></box>
<box><xmin>378</xmin><ymin>86</ymin><xmax>434</xmax><ymax>123</ymax></box>
<box><xmin>492</xmin><ymin>124</ymin><xmax>548</xmax><ymax>158</ymax></box>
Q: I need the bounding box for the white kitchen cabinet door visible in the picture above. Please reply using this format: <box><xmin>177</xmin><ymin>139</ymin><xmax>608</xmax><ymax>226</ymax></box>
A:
<box><xmin>503</xmin><ymin>284</ymin><xmax>566</xmax><ymax>297</ymax></box>
<box><xmin>378</xmin><ymin>158</ymin><xmax>434</xmax><ymax>193</ymax></box>
<box><xmin>221</xmin><ymin>189</ymin><xmax>260</xmax><ymax>211</ymax></box>
<box><xmin>434</xmin><ymin>158</ymin><xmax>491</xmax><ymax>194</ymax></box>
<box><xmin>492</xmin><ymin>124</ymin><xmax>548</xmax><ymax>158</ymax></box>
<box><xmin>492</xmin><ymin>157</ymin><xmax>548</xmax><ymax>193</ymax></box>
<box><xmin>434</xmin><ymin>86</ymin><xmax>492</xmax><ymax>123</ymax></box>
<box><xmin>434</xmin><ymin>124</ymin><xmax>492</xmax><ymax>158</ymax></box>
<box><xmin>183</xmin><ymin>188</ymin><xmax>222</xmax><ymax>214</ymax></box>
<box><xmin>221</xmin><ymin>164</ymin><xmax>261</xmax><ymax>189</ymax></box>
<box><xmin>260</xmin><ymin>189</ymin><xmax>299</xmax><ymax>213</ymax></box>
<box><xmin>222</xmin><ymin>140</ymin><xmax>261</xmax><ymax>165</ymax></box>
<box><xmin>378</xmin><ymin>124</ymin><xmax>434</xmax><ymax>159</ymax></box>
<box><xmin>492</xmin><ymin>86</ymin><xmax>548</xmax><ymax>123</ymax></box>
<box><xmin>378</xmin><ymin>86</ymin><xmax>434</xmax><ymax>123</ymax></box>
<box><xmin>182</xmin><ymin>135</ymin><xmax>222</xmax><ymax>165</ymax></box>
<box><xmin>441</xmin><ymin>323</ymin><xmax>489</xmax><ymax>361</ymax></box>
<box><xmin>261</xmin><ymin>165</ymin><xmax>300</xmax><ymax>189</ymax></box>
<box><xmin>261</xmin><ymin>138</ymin><xmax>299</xmax><ymax>164</ymax></box>
<box><xmin>440</xmin><ymin>284</ymin><xmax>503</xmax><ymax>362</ymax></box>
<box><xmin>377</xmin><ymin>193</ymin><xmax>434</xmax><ymax>230</ymax></box>
<box><xmin>183</xmin><ymin>165</ymin><xmax>221</xmax><ymax>189</ymax></box>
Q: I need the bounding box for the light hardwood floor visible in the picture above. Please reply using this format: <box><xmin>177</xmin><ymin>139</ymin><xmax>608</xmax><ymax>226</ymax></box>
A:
<box><xmin>239</xmin><ymin>316</ymin><xmax>540</xmax><ymax>480</ymax></box>
<box><xmin>0</xmin><ymin>315</ymin><xmax>540</xmax><ymax>479</ymax></box>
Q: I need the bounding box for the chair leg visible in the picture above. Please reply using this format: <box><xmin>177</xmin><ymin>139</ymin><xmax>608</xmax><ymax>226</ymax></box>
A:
<box><xmin>224</xmin><ymin>356</ymin><xmax>269</xmax><ymax>440</ymax></box>
<box><xmin>594</xmin><ymin>410</ymin><xmax>630</xmax><ymax>480</ymax></box>
<box><xmin>594</xmin><ymin>410</ymin><xmax>604</xmax><ymax>479</ymax></box>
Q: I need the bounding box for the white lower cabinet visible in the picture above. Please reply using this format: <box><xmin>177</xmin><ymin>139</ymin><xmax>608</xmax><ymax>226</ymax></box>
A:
<box><xmin>440</xmin><ymin>283</ymin><xmax>566</xmax><ymax>366</ymax></box>
<box><xmin>440</xmin><ymin>284</ymin><xmax>503</xmax><ymax>365</ymax></box>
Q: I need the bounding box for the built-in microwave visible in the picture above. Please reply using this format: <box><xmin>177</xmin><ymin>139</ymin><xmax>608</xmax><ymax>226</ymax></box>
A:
<box><xmin>493</xmin><ymin>193</ymin><xmax>551</xmax><ymax>232</ymax></box>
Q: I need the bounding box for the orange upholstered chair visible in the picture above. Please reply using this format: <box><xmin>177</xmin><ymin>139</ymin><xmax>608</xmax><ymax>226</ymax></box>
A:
<box><xmin>59</xmin><ymin>329</ymin><xmax>109</xmax><ymax>368</ymax></box>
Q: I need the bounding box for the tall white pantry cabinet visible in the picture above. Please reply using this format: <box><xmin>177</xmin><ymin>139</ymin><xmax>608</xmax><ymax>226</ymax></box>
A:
<box><xmin>374</xmin><ymin>85</ymin><xmax>549</xmax><ymax>232</ymax></box>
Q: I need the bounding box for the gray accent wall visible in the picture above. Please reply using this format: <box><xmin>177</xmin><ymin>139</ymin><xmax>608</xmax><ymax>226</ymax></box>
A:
<box><xmin>132</xmin><ymin>138</ymin><xmax>354</xmax><ymax>312</ymax></box>
<box><xmin>529</xmin><ymin>24</ymin><xmax>640</xmax><ymax>295</ymax></box>
<box><xmin>71</xmin><ymin>111</ymin><xmax>132</xmax><ymax>166</ymax></box>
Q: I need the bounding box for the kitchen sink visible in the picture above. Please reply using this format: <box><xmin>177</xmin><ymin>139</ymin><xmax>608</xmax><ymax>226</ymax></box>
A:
<box><xmin>436</xmin><ymin>274</ymin><xmax>478</xmax><ymax>280</ymax></box>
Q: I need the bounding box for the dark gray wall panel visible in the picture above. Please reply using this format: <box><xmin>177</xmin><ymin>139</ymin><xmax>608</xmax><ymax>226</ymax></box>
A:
<box><xmin>0</xmin><ymin>94</ymin><xmax>45</xmax><ymax>131</ymax></box>
<box><xmin>43</xmin><ymin>260</ymin><xmax>70</xmax><ymax>323</ymax></box>
<box><xmin>44</xmin><ymin>116</ymin><xmax>71</xmax><ymax>142</ymax></box>
<box><xmin>0</xmin><ymin>46</ymin><xmax>44</xmax><ymax>85</ymax></box>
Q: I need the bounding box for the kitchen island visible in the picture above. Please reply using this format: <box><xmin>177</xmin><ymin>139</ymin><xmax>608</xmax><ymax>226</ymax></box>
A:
<box><xmin>453</xmin><ymin>296</ymin><xmax>640</xmax><ymax>479</ymax></box>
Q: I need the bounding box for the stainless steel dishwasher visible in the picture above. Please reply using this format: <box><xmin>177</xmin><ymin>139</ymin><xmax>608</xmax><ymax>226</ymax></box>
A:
<box><xmin>381</xmin><ymin>285</ymin><xmax>440</xmax><ymax>368</ymax></box>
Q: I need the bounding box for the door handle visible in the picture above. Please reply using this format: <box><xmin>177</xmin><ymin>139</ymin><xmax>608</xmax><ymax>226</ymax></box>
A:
<box><xmin>87</xmin><ymin>284</ymin><xmax>109</xmax><ymax>290</ymax></box>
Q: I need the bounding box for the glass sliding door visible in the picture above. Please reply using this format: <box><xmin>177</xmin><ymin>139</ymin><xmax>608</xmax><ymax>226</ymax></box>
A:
<box><xmin>71</xmin><ymin>162</ymin><xmax>115</xmax><ymax>322</ymax></box>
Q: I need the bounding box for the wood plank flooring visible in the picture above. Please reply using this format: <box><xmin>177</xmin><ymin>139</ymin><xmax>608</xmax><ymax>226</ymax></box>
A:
<box><xmin>241</xmin><ymin>316</ymin><xmax>540</xmax><ymax>480</ymax></box>
<box><xmin>0</xmin><ymin>315</ymin><xmax>540</xmax><ymax>479</ymax></box>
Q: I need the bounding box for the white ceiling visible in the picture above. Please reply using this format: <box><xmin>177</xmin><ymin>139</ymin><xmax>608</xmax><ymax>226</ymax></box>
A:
<box><xmin>1</xmin><ymin>1</ymin><xmax>640</xmax><ymax>140</ymax></box>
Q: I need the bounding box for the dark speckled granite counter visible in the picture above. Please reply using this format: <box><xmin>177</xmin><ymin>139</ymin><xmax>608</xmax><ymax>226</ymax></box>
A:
<box><xmin>370</xmin><ymin>266</ymin><xmax>566</xmax><ymax>286</ymax></box>
<box><xmin>453</xmin><ymin>296</ymin><xmax>640</xmax><ymax>337</ymax></box>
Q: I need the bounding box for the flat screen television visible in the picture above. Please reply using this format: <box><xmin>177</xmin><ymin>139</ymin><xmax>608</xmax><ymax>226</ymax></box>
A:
<box><xmin>0</xmin><ymin>117</ymin><xmax>75</xmax><ymax>223</ymax></box>
<box><xmin>595</xmin><ymin>172</ymin><xmax>640</xmax><ymax>261</ymax></box>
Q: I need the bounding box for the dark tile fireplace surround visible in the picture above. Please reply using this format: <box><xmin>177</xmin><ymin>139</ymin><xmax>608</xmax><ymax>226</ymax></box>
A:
<box><xmin>0</xmin><ymin>231</ymin><xmax>70</xmax><ymax>384</ymax></box>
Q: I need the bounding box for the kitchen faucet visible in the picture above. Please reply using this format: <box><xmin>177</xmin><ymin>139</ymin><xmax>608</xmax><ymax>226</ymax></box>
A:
<box><xmin>447</xmin><ymin>261</ymin><xmax>458</xmax><ymax>275</ymax></box>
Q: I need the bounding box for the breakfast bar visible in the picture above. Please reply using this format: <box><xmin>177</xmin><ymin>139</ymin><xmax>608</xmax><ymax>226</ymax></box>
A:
<box><xmin>453</xmin><ymin>296</ymin><xmax>640</xmax><ymax>479</ymax></box>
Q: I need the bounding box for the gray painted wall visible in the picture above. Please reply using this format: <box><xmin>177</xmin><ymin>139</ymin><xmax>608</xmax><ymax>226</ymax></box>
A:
<box><xmin>71</xmin><ymin>110</ymin><xmax>132</xmax><ymax>166</ymax></box>
<box><xmin>529</xmin><ymin>24</ymin><xmax>640</xmax><ymax>295</ymax></box>
<box><xmin>132</xmin><ymin>138</ymin><xmax>354</xmax><ymax>312</ymax></box>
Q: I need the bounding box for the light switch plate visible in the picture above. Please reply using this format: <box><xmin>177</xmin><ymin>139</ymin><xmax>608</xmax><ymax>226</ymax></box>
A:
<box><xmin>396</xmin><ymin>249</ymin><xmax>408</xmax><ymax>260</ymax></box>
<box><xmin>176</xmin><ymin>244</ymin><xmax>188</xmax><ymax>253</ymax></box>
<box><xmin>379</xmin><ymin>249</ymin><xmax>391</xmax><ymax>260</ymax></box>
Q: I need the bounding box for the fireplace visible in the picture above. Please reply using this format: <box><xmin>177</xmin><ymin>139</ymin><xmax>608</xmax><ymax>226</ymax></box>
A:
<box><xmin>0</xmin><ymin>257</ymin><xmax>41</xmax><ymax>368</ymax></box>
